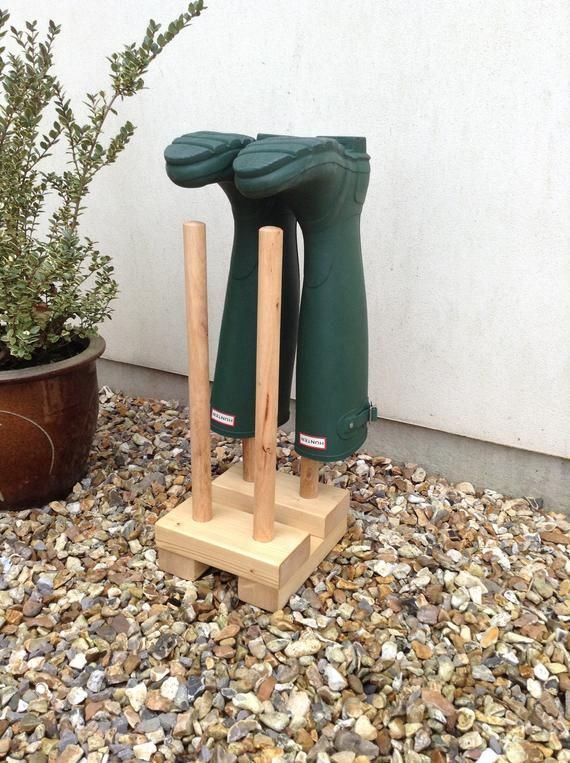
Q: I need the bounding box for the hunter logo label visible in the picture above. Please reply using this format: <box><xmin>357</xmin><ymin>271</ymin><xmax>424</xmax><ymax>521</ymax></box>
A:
<box><xmin>299</xmin><ymin>432</ymin><xmax>327</xmax><ymax>450</ymax></box>
<box><xmin>211</xmin><ymin>408</ymin><xmax>235</xmax><ymax>427</ymax></box>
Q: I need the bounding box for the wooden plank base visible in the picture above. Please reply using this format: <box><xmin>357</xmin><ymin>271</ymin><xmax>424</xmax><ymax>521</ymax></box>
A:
<box><xmin>238</xmin><ymin>517</ymin><xmax>347</xmax><ymax>610</ymax></box>
<box><xmin>158</xmin><ymin>549</ymin><xmax>209</xmax><ymax>579</ymax></box>
<box><xmin>213</xmin><ymin>463</ymin><xmax>348</xmax><ymax>538</ymax></box>
<box><xmin>155</xmin><ymin>472</ymin><xmax>349</xmax><ymax>611</ymax></box>
<box><xmin>155</xmin><ymin>498</ymin><xmax>310</xmax><ymax>588</ymax></box>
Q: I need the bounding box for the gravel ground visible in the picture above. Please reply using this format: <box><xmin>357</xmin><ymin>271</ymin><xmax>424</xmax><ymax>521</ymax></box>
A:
<box><xmin>0</xmin><ymin>388</ymin><xmax>569</xmax><ymax>763</ymax></box>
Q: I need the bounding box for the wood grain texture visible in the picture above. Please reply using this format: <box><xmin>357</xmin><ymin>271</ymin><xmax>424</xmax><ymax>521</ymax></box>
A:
<box><xmin>155</xmin><ymin>498</ymin><xmax>310</xmax><ymax>588</ymax></box>
<box><xmin>254</xmin><ymin>227</ymin><xmax>283</xmax><ymax>542</ymax></box>
<box><xmin>158</xmin><ymin>549</ymin><xmax>209</xmax><ymax>580</ymax></box>
<box><xmin>300</xmin><ymin>457</ymin><xmax>320</xmax><ymax>498</ymax></box>
<box><xmin>183</xmin><ymin>221</ymin><xmax>212</xmax><ymax>522</ymax></box>
<box><xmin>242</xmin><ymin>438</ymin><xmax>255</xmax><ymax>482</ymax></box>
<box><xmin>213</xmin><ymin>462</ymin><xmax>348</xmax><ymax>538</ymax></box>
<box><xmin>238</xmin><ymin>517</ymin><xmax>348</xmax><ymax>610</ymax></box>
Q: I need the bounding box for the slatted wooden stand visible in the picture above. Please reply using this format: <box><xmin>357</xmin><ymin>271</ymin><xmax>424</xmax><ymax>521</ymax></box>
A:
<box><xmin>155</xmin><ymin>222</ymin><xmax>348</xmax><ymax>610</ymax></box>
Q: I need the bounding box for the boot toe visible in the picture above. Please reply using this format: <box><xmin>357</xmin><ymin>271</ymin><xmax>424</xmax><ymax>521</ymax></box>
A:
<box><xmin>233</xmin><ymin>135</ymin><xmax>372</xmax><ymax>199</ymax></box>
<box><xmin>164</xmin><ymin>131</ymin><xmax>252</xmax><ymax>186</ymax></box>
<box><xmin>234</xmin><ymin>136</ymin><xmax>332</xmax><ymax>176</ymax></box>
<box><xmin>164</xmin><ymin>141</ymin><xmax>212</xmax><ymax>165</ymax></box>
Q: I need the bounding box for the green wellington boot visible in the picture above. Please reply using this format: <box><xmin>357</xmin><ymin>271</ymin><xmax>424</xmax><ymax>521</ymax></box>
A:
<box><xmin>234</xmin><ymin>135</ymin><xmax>377</xmax><ymax>462</ymax></box>
<box><xmin>164</xmin><ymin>131</ymin><xmax>299</xmax><ymax>438</ymax></box>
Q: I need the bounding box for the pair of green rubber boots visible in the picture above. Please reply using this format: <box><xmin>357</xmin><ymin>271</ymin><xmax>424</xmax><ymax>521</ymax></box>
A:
<box><xmin>164</xmin><ymin>131</ymin><xmax>376</xmax><ymax>462</ymax></box>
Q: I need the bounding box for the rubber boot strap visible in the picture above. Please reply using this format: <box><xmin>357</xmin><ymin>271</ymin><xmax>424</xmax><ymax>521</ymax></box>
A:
<box><xmin>337</xmin><ymin>402</ymin><xmax>378</xmax><ymax>440</ymax></box>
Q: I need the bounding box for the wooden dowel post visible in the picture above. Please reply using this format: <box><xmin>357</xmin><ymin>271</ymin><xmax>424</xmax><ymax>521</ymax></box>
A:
<box><xmin>184</xmin><ymin>221</ymin><xmax>212</xmax><ymax>522</ymax></box>
<box><xmin>253</xmin><ymin>227</ymin><xmax>283</xmax><ymax>542</ymax></box>
<box><xmin>300</xmin><ymin>458</ymin><xmax>320</xmax><ymax>499</ymax></box>
<box><xmin>242</xmin><ymin>438</ymin><xmax>255</xmax><ymax>482</ymax></box>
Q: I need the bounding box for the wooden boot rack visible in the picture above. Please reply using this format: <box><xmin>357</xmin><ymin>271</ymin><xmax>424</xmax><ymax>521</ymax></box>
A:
<box><xmin>155</xmin><ymin>222</ymin><xmax>349</xmax><ymax>610</ymax></box>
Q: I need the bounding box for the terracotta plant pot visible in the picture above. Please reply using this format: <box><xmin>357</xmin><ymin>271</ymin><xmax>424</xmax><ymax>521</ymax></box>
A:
<box><xmin>0</xmin><ymin>336</ymin><xmax>105</xmax><ymax>510</ymax></box>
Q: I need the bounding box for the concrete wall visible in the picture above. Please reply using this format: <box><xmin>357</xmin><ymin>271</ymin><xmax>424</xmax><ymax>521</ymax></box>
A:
<box><xmin>12</xmin><ymin>1</ymin><xmax>570</xmax><ymax>459</ymax></box>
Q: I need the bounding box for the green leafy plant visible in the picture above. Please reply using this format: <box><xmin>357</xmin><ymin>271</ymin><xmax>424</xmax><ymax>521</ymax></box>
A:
<box><xmin>0</xmin><ymin>3</ymin><xmax>204</xmax><ymax>369</ymax></box>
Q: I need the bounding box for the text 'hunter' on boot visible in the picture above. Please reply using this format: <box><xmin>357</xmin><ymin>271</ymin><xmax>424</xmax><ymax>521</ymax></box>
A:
<box><xmin>234</xmin><ymin>135</ymin><xmax>376</xmax><ymax>462</ymax></box>
<box><xmin>164</xmin><ymin>131</ymin><xmax>300</xmax><ymax>438</ymax></box>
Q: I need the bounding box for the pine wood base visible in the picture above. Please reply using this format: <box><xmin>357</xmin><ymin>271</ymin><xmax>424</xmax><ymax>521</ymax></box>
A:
<box><xmin>155</xmin><ymin>498</ymin><xmax>310</xmax><ymax>588</ymax></box>
<box><xmin>237</xmin><ymin>518</ymin><xmax>346</xmax><ymax>610</ymax></box>
<box><xmin>155</xmin><ymin>470</ymin><xmax>349</xmax><ymax>610</ymax></box>
<box><xmin>212</xmin><ymin>463</ymin><xmax>348</xmax><ymax>538</ymax></box>
<box><xmin>158</xmin><ymin>549</ymin><xmax>209</xmax><ymax>579</ymax></box>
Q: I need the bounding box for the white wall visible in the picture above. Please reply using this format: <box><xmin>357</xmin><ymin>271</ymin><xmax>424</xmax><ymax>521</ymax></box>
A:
<box><xmin>10</xmin><ymin>0</ymin><xmax>570</xmax><ymax>459</ymax></box>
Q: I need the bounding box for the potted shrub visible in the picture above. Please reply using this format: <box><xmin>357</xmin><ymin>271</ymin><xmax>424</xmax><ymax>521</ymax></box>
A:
<box><xmin>0</xmin><ymin>3</ymin><xmax>204</xmax><ymax>509</ymax></box>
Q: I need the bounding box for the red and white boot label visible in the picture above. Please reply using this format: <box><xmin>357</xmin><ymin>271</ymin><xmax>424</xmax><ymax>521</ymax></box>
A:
<box><xmin>211</xmin><ymin>408</ymin><xmax>235</xmax><ymax>427</ymax></box>
<box><xmin>299</xmin><ymin>432</ymin><xmax>327</xmax><ymax>450</ymax></box>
